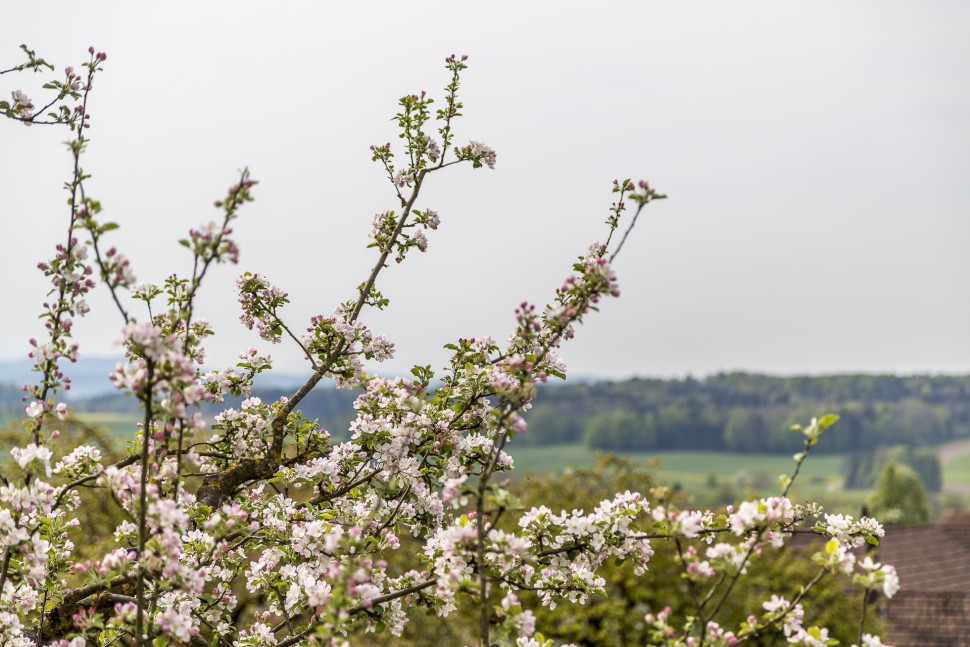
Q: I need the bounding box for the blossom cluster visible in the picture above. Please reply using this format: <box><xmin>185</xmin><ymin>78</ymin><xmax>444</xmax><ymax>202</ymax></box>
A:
<box><xmin>301</xmin><ymin>311</ymin><xmax>394</xmax><ymax>385</ymax></box>
<box><xmin>105</xmin><ymin>326</ymin><xmax>208</xmax><ymax>464</ymax></box>
<box><xmin>236</xmin><ymin>272</ymin><xmax>290</xmax><ymax>343</ymax></box>
<box><xmin>183</xmin><ymin>220</ymin><xmax>240</xmax><ymax>265</ymax></box>
<box><xmin>456</xmin><ymin>139</ymin><xmax>497</xmax><ymax>169</ymax></box>
<box><xmin>9</xmin><ymin>88</ymin><xmax>33</xmax><ymax>119</ymax></box>
<box><xmin>1</xmin><ymin>46</ymin><xmax>106</xmax><ymax>129</ymax></box>
<box><xmin>368</xmin><ymin>207</ymin><xmax>439</xmax><ymax>263</ymax></box>
<box><xmin>200</xmin><ymin>347</ymin><xmax>273</xmax><ymax>403</ymax></box>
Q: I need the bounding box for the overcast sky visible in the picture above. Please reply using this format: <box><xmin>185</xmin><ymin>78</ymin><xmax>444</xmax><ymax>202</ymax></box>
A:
<box><xmin>2</xmin><ymin>2</ymin><xmax>968</xmax><ymax>385</ymax></box>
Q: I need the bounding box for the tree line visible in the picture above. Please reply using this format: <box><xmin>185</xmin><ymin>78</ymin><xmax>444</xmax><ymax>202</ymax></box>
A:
<box><xmin>521</xmin><ymin>372</ymin><xmax>970</xmax><ymax>454</ymax></box>
<box><xmin>5</xmin><ymin>372</ymin><xmax>968</xmax><ymax>458</ymax></box>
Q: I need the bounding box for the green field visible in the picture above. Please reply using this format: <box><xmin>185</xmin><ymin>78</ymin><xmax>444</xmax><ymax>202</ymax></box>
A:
<box><xmin>942</xmin><ymin>450</ymin><xmax>970</xmax><ymax>486</ymax></box>
<box><xmin>507</xmin><ymin>443</ymin><xmax>842</xmax><ymax>479</ymax></box>
<box><xmin>506</xmin><ymin>443</ymin><xmax>868</xmax><ymax>513</ymax></box>
<box><xmin>1</xmin><ymin>411</ymin><xmax>141</xmax><ymax>437</ymax></box>
<box><xmin>72</xmin><ymin>411</ymin><xmax>142</xmax><ymax>439</ymax></box>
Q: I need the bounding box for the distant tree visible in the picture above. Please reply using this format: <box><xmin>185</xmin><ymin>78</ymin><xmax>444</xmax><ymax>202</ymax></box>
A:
<box><xmin>842</xmin><ymin>451</ymin><xmax>880</xmax><ymax>490</ymax></box>
<box><xmin>885</xmin><ymin>446</ymin><xmax>942</xmax><ymax>492</ymax></box>
<box><xmin>585</xmin><ymin>409</ymin><xmax>654</xmax><ymax>451</ymax></box>
<box><xmin>868</xmin><ymin>462</ymin><xmax>931</xmax><ymax>524</ymax></box>
<box><xmin>518</xmin><ymin>403</ymin><xmax>584</xmax><ymax>445</ymax></box>
<box><xmin>843</xmin><ymin>445</ymin><xmax>942</xmax><ymax>492</ymax></box>
<box><xmin>723</xmin><ymin>408</ymin><xmax>772</xmax><ymax>452</ymax></box>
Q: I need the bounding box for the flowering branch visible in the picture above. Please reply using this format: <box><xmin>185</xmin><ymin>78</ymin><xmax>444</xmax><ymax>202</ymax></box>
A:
<box><xmin>0</xmin><ymin>46</ymin><xmax>896</xmax><ymax>647</ymax></box>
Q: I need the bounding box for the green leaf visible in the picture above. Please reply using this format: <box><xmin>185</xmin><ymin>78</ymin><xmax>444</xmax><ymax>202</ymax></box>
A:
<box><xmin>818</xmin><ymin>413</ymin><xmax>839</xmax><ymax>430</ymax></box>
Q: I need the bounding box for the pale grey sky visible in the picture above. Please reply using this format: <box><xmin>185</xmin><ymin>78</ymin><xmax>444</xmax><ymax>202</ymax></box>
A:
<box><xmin>2</xmin><ymin>1</ymin><xmax>969</xmax><ymax>383</ymax></box>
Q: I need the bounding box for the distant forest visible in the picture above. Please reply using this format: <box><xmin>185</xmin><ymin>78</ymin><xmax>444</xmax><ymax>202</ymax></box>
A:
<box><xmin>3</xmin><ymin>373</ymin><xmax>969</xmax><ymax>456</ymax></box>
<box><xmin>524</xmin><ymin>373</ymin><xmax>970</xmax><ymax>455</ymax></box>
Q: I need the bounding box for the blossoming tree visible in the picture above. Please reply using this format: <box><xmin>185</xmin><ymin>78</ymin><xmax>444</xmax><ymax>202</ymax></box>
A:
<box><xmin>1</xmin><ymin>45</ymin><xmax>897</xmax><ymax>647</ymax></box>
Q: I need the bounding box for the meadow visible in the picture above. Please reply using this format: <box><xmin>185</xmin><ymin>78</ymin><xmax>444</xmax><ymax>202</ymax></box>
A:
<box><xmin>506</xmin><ymin>442</ymin><xmax>872</xmax><ymax>513</ymax></box>
<box><xmin>71</xmin><ymin>411</ymin><xmax>143</xmax><ymax>438</ymax></box>
<box><xmin>941</xmin><ymin>446</ymin><xmax>970</xmax><ymax>490</ymax></box>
